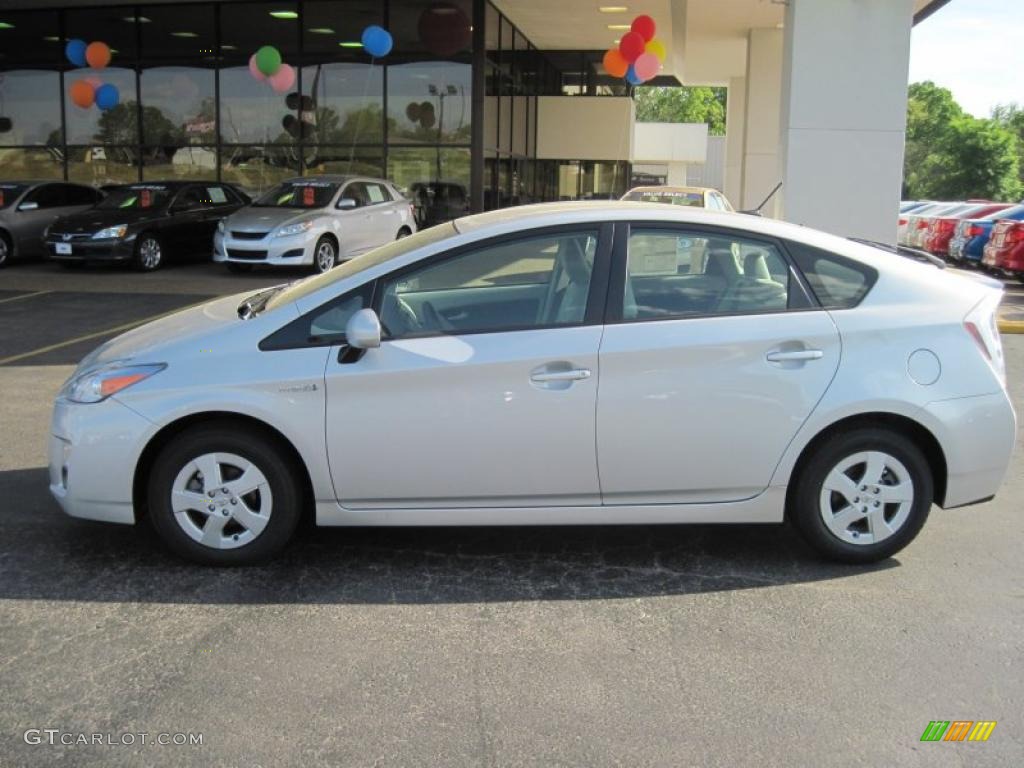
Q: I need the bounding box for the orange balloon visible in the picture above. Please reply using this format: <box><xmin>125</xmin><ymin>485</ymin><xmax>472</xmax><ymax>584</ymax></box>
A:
<box><xmin>603</xmin><ymin>48</ymin><xmax>629</xmax><ymax>78</ymax></box>
<box><xmin>85</xmin><ymin>41</ymin><xmax>111</xmax><ymax>69</ymax></box>
<box><xmin>69</xmin><ymin>80</ymin><xmax>95</xmax><ymax>109</ymax></box>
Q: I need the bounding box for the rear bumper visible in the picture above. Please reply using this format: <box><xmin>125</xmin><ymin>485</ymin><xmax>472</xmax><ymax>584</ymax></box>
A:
<box><xmin>924</xmin><ymin>391</ymin><xmax>1017</xmax><ymax>509</ymax></box>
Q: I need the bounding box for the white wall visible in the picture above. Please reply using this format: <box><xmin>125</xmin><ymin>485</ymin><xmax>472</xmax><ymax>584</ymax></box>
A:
<box><xmin>536</xmin><ymin>97</ymin><xmax>634</xmax><ymax>161</ymax></box>
<box><xmin>724</xmin><ymin>76</ymin><xmax>746</xmax><ymax>206</ymax></box>
<box><xmin>632</xmin><ymin>123</ymin><xmax>708</xmax><ymax>164</ymax></box>
<box><xmin>741</xmin><ymin>28</ymin><xmax>784</xmax><ymax>215</ymax></box>
<box><xmin>779</xmin><ymin>0</ymin><xmax>914</xmax><ymax>243</ymax></box>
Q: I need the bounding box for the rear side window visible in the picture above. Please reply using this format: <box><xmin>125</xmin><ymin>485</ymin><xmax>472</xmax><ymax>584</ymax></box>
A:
<box><xmin>787</xmin><ymin>242</ymin><xmax>877</xmax><ymax>309</ymax></box>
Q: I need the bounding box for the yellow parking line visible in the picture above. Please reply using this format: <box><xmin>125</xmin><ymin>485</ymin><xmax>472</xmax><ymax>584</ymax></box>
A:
<box><xmin>0</xmin><ymin>298</ymin><xmax>209</xmax><ymax>366</ymax></box>
<box><xmin>0</xmin><ymin>290</ymin><xmax>53</xmax><ymax>305</ymax></box>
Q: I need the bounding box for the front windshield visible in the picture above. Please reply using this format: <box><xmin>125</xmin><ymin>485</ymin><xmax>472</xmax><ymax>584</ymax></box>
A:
<box><xmin>97</xmin><ymin>185</ymin><xmax>171</xmax><ymax>210</ymax></box>
<box><xmin>264</xmin><ymin>222</ymin><xmax>459</xmax><ymax>312</ymax></box>
<box><xmin>254</xmin><ymin>181</ymin><xmax>339</xmax><ymax>209</ymax></box>
<box><xmin>0</xmin><ymin>183</ymin><xmax>28</xmax><ymax>209</ymax></box>
<box><xmin>625</xmin><ymin>190</ymin><xmax>705</xmax><ymax>207</ymax></box>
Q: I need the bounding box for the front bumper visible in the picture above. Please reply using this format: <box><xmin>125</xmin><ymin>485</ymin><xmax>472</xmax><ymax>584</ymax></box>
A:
<box><xmin>214</xmin><ymin>229</ymin><xmax>316</xmax><ymax>267</ymax></box>
<box><xmin>48</xmin><ymin>395</ymin><xmax>153</xmax><ymax>524</ymax></box>
<box><xmin>45</xmin><ymin>236</ymin><xmax>136</xmax><ymax>262</ymax></box>
<box><xmin>925</xmin><ymin>390</ymin><xmax>1017</xmax><ymax>509</ymax></box>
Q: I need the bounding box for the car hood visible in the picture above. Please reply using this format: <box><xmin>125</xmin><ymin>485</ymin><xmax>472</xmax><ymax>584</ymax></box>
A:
<box><xmin>226</xmin><ymin>206</ymin><xmax>323</xmax><ymax>232</ymax></box>
<box><xmin>74</xmin><ymin>292</ymin><xmax>256</xmax><ymax>374</ymax></box>
<box><xmin>51</xmin><ymin>207</ymin><xmax>164</xmax><ymax>234</ymax></box>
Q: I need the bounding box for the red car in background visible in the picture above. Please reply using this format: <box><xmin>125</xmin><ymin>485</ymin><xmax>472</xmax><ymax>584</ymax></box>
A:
<box><xmin>981</xmin><ymin>219</ymin><xmax>1024</xmax><ymax>280</ymax></box>
<box><xmin>922</xmin><ymin>202</ymin><xmax>1011</xmax><ymax>257</ymax></box>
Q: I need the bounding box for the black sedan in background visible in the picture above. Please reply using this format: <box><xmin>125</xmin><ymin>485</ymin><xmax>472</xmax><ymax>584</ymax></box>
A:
<box><xmin>46</xmin><ymin>181</ymin><xmax>249</xmax><ymax>271</ymax></box>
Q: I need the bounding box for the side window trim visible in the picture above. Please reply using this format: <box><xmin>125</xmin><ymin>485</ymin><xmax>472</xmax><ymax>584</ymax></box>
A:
<box><xmin>603</xmin><ymin>221</ymin><xmax>819</xmax><ymax>325</ymax></box>
<box><xmin>371</xmin><ymin>222</ymin><xmax>614</xmax><ymax>340</ymax></box>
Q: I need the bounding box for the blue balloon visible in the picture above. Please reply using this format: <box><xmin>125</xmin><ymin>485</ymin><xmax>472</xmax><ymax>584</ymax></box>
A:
<box><xmin>65</xmin><ymin>39</ymin><xmax>87</xmax><ymax>68</ymax></box>
<box><xmin>625</xmin><ymin>65</ymin><xmax>643</xmax><ymax>86</ymax></box>
<box><xmin>95</xmin><ymin>83</ymin><xmax>120</xmax><ymax>111</ymax></box>
<box><xmin>361</xmin><ymin>25</ymin><xmax>393</xmax><ymax>58</ymax></box>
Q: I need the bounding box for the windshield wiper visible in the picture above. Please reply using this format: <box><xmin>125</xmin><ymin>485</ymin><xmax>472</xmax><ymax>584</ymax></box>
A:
<box><xmin>849</xmin><ymin>238</ymin><xmax>946</xmax><ymax>269</ymax></box>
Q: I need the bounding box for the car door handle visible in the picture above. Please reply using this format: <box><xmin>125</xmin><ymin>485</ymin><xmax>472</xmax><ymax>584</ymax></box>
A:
<box><xmin>766</xmin><ymin>349</ymin><xmax>824</xmax><ymax>363</ymax></box>
<box><xmin>530</xmin><ymin>368</ymin><xmax>592</xmax><ymax>383</ymax></box>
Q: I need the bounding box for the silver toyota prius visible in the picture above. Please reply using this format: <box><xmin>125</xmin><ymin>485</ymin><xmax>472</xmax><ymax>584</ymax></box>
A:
<box><xmin>214</xmin><ymin>175</ymin><xmax>416</xmax><ymax>274</ymax></box>
<box><xmin>50</xmin><ymin>202</ymin><xmax>1016</xmax><ymax>566</ymax></box>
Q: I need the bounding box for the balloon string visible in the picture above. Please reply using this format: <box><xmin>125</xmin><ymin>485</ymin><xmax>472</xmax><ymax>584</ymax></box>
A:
<box><xmin>347</xmin><ymin>57</ymin><xmax>376</xmax><ymax>174</ymax></box>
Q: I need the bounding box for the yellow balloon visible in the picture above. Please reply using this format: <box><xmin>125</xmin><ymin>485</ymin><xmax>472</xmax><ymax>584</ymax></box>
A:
<box><xmin>645</xmin><ymin>38</ymin><xmax>666</xmax><ymax>63</ymax></box>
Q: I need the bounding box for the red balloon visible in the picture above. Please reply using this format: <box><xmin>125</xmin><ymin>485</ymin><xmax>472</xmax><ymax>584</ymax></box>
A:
<box><xmin>631</xmin><ymin>15</ymin><xmax>656</xmax><ymax>43</ymax></box>
<box><xmin>418</xmin><ymin>3</ymin><xmax>472</xmax><ymax>57</ymax></box>
<box><xmin>618</xmin><ymin>32</ymin><xmax>646</xmax><ymax>63</ymax></box>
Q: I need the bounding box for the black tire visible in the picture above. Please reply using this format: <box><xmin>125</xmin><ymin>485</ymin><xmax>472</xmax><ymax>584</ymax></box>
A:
<box><xmin>147</xmin><ymin>423</ymin><xmax>303</xmax><ymax>566</ymax></box>
<box><xmin>226</xmin><ymin>262</ymin><xmax>253</xmax><ymax>274</ymax></box>
<box><xmin>313</xmin><ymin>235</ymin><xmax>337</xmax><ymax>273</ymax></box>
<box><xmin>0</xmin><ymin>231</ymin><xmax>11</xmax><ymax>267</ymax></box>
<box><xmin>789</xmin><ymin>427</ymin><xmax>933</xmax><ymax>564</ymax></box>
<box><xmin>396</xmin><ymin>226</ymin><xmax>412</xmax><ymax>240</ymax></box>
<box><xmin>134</xmin><ymin>232</ymin><xmax>164</xmax><ymax>272</ymax></box>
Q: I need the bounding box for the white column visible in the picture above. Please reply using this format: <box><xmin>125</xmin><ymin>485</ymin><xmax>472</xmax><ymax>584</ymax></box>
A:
<box><xmin>779</xmin><ymin>0</ymin><xmax>914</xmax><ymax>243</ymax></box>
<box><xmin>723</xmin><ymin>76</ymin><xmax>746</xmax><ymax>206</ymax></box>
<box><xmin>741</xmin><ymin>29</ymin><xmax>784</xmax><ymax>215</ymax></box>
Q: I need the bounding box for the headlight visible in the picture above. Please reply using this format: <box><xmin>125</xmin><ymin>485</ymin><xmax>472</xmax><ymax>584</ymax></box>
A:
<box><xmin>275</xmin><ymin>220</ymin><xmax>315</xmax><ymax>238</ymax></box>
<box><xmin>61</xmin><ymin>362</ymin><xmax>166</xmax><ymax>404</ymax></box>
<box><xmin>93</xmin><ymin>225</ymin><xmax>128</xmax><ymax>240</ymax></box>
<box><xmin>217</xmin><ymin>220</ymin><xmax>226</xmax><ymax>234</ymax></box>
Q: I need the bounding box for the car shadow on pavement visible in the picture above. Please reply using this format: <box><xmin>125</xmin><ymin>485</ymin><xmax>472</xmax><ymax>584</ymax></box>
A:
<box><xmin>0</xmin><ymin>467</ymin><xmax>897</xmax><ymax>604</ymax></box>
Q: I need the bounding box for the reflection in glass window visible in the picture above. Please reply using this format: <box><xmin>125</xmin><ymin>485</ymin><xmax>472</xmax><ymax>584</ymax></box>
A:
<box><xmin>388</xmin><ymin>63</ymin><xmax>471</xmax><ymax>144</ymax></box>
<box><xmin>0</xmin><ymin>150</ymin><xmax>63</xmax><ymax>181</ymax></box>
<box><xmin>221</xmin><ymin>146</ymin><xmax>299</xmax><ymax>197</ymax></box>
<box><xmin>64</xmin><ymin>69</ymin><xmax>138</xmax><ymax>146</ymax></box>
<box><xmin>220</xmin><ymin>1</ymin><xmax>299</xmax><ymax>58</ymax></box>
<box><xmin>388</xmin><ymin>147</ymin><xmax>469</xmax><ymax>227</ymax></box>
<box><xmin>140</xmin><ymin>67</ymin><xmax>216</xmax><ymax>146</ymax></box>
<box><xmin>304</xmin><ymin>147</ymin><xmax>384</xmax><ymax>179</ymax></box>
<box><xmin>220</xmin><ymin>66</ymin><xmax>297</xmax><ymax>145</ymax></box>
<box><xmin>300</xmin><ymin>63</ymin><xmax>383</xmax><ymax>145</ymax></box>
<box><xmin>143</xmin><ymin>147</ymin><xmax>218</xmax><ymax>182</ymax></box>
<box><xmin>0</xmin><ymin>72</ymin><xmax>62</xmax><ymax>146</ymax></box>
<box><xmin>67</xmin><ymin>147</ymin><xmax>140</xmax><ymax>186</ymax></box>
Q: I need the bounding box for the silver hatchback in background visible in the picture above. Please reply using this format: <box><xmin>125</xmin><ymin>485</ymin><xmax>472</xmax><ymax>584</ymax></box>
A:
<box><xmin>214</xmin><ymin>175</ymin><xmax>416</xmax><ymax>273</ymax></box>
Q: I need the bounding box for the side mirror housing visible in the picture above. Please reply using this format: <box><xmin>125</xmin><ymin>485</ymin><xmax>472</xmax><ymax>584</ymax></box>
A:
<box><xmin>337</xmin><ymin>197</ymin><xmax>358</xmax><ymax>210</ymax></box>
<box><xmin>18</xmin><ymin>201</ymin><xmax>39</xmax><ymax>211</ymax></box>
<box><xmin>345</xmin><ymin>308</ymin><xmax>381</xmax><ymax>349</ymax></box>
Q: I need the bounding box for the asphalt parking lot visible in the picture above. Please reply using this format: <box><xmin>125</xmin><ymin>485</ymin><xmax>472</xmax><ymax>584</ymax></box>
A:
<box><xmin>1</xmin><ymin>261</ymin><xmax>1023</xmax><ymax>767</ymax></box>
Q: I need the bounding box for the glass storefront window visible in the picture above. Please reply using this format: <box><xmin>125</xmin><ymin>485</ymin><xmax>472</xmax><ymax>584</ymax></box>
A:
<box><xmin>140</xmin><ymin>5</ymin><xmax>216</xmax><ymax>60</ymax></box>
<box><xmin>64</xmin><ymin>68</ymin><xmax>138</xmax><ymax>146</ymax></box>
<box><xmin>142</xmin><ymin>147</ymin><xmax>218</xmax><ymax>182</ymax></box>
<box><xmin>220</xmin><ymin>2</ymin><xmax>299</xmax><ymax>59</ymax></box>
<box><xmin>141</xmin><ymin>67</ymin><xmax>216</xmax><ymax>146</ymax></box>
<box><xmin>300</xmin><ymin>63</ymin><xmax>383</xmax><ymax>145</ymax></box>
<box><xmin>388</xmin><ymin>62</ymin><xmax>471</xmax><ymax>145</ymax></box>
<box><xmin>303</xmin><ymin>0</ymin><xmax>381</xmax><ymax>54</ymax></box>
<box><xmin>0</xmin><ymin>71</ymin><xmax>62</xmax><ymax>147</ymax></box>
<box><xmin>67</xmin><ymin>146</ymin><xmax>140</xmax><ymax>186</ymax></box>
<box><xmin>0</xmin><ymin>148</ymin><xmax>64</xmax><ymax>180</ymax></box>
<box><xmin>221</xmin><ymin>145</ymin><xmax>300</xmax><ymax>197</ymax></box>
<box><xmin>388</xmin><ymin>147</ymin><xmax>470</xmax><ymax>227</ymax></box>
<box><xmin>304</xmin><ymin>146</ymin><xmax>384</xmax><ymax>178</ymax></box>
<box><xmin>220</xmin><ymin>65</ymin><xmax>297</xmax><ymax>145</ymax></box>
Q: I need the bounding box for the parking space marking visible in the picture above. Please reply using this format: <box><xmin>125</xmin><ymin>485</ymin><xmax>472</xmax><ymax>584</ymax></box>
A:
<box><xmin>0</xmin><ymin>290</ymin><xmax>52</xmax><ymax>306</ymax></box>
<box><xmin>0</xmin><ymin>298</ymin><xmax>209</xmax><ymax>366</ymax></box>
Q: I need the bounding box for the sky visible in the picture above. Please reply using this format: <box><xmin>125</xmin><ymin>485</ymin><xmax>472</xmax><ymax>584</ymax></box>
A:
<box><xmin>909</xmin><ymin>0</ymin><xmax>1024</xmax><ymax>118</ymax></box>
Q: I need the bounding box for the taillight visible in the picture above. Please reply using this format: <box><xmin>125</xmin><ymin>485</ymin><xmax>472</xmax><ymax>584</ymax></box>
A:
<box><xmin>967</xmin><ymin>225</ymin><xmax>984</xmax><ymax>238</ymax></box>
<box><xmin>937</xmin><ymin>219</ymin><xmax>956</xmax><ymax>233</ymax></box>
<box><xmin>964</xmin><ymin>294</ymin><xmax>1006</xmax><ymax>386</ymax></box>
<box><xmin>916</xmin><ymin>219</ymin><xmax>929</xmax><ymax>229</ymax></box>
<box><xmin>1007</xmin><ymin>224</ymin><xmax>1024</xmax><ymax>243</ymax></box>
<box><xmin>898</xmin><ymin>217</ymin><xmax>907</xmax><ymax>226</ymax></box>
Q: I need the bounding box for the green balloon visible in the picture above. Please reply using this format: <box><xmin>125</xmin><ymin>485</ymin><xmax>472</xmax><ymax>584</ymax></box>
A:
<box><xmin>255</xmin><ymin>45</ymin><xmax>282</xmax><ymax>77</ymax></box>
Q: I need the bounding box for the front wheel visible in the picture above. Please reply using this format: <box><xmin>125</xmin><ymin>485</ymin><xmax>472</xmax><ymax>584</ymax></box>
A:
<box><xmin>789</xmin><ymin>427</ymin><xmax>933</xmax><ymax>563</ymax></box>
<box><xmin>147</xmin><ymin>424</ymin><xmax>303</xmax><ymax>565</ymax></box>
<box><xmin>0</xmin><ymin>232</ymin><xmax>11</xmax><ymax>267</ymax></box>
<box><xmin>134</xmin><ymin>233</ymin><xmax>164</xmax><ymax>271</ymax></box>
<box><xmin>313</xmin><ymin>235</ymin><xmax>337</xmax><ymax>273</ymax></box>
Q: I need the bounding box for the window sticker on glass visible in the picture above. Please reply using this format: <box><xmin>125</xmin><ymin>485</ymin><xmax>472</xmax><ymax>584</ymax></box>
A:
<box><xmin>303</xmin><ymin>186</ymin><xmax>316</xmax><ymax>206</ymax></box>
<box><xmin>140</xmin><ymin>190</ymin><xmax>153</xmax><ymax>208</ymax></box>
<box><xmin>629</xmin><ymin>234</ymin><xmax>681</xmax><ymax>276</ymax></box>
<box><xmin>367</xmin><ymin>185</ymin><xmax>385</xmax><ymax>204</ymax></box>
<box><xmin>206</xmin><ymin>187</ymin><xmax>228</xmax><ymax>204</ymax></box>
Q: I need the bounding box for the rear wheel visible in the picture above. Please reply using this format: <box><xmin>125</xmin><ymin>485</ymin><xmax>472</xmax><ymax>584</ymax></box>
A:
<box><xmin>147</xmin><ymin>424</ymin><xmax>302</xmax><ymax>566</ymax></box>
<box><xmin>226</xmin><ymin>262</ymin><xmax>253</xmax><ymax>274</ymax></box>
<box><xmin>134</xmin><ymin>233</ymin><xmax>163</xmax><ymax>271</ymax></box>
<box><xmin>789</xmin><ymin>427</ymin><xmax>932</xmax><ymax>563</ymax></box>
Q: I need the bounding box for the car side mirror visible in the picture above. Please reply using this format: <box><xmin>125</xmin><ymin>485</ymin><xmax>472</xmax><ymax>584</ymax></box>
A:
<box><xmin>337</xmin><ymin>197</ymin><xmax>358</xmax><ymax>210</ymax></box>
<box><xmin>18</xmin><ymin>201</ymin><xmax>39</xmax><ymax>211</ymax></box>
<box><xmin>345</xmin><ymin>308</ymin><xmax>381</xmax><ymax>349</ymax></box>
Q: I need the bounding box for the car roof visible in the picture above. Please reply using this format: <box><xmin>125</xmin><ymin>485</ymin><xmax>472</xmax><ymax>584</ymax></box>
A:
<box><xmin>625</xmin><ymin>186</ymin><xmax>716</xmax><ymax>195</ymax></box>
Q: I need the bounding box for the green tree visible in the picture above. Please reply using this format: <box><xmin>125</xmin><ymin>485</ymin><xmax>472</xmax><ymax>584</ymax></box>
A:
<box><xmin>903</xmin><ymin>82</ymin><xmax>1021</xmax><ymax>201</ymax></box>
<box><xmin>634</xmin><ymin>86</ymin><xmax>727</xmax><ymax>135</ymax></box>
<box><xmin>991</xmin><ymin>102</ymin><xmax>1024</xmax><ymax>189</ymax></box>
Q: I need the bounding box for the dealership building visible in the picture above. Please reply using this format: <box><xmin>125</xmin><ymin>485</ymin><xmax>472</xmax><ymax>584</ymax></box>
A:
<box><xmin>0</xmin><ymin>0</ymin><xmax>947</xmax><ymax>242</ymax></box>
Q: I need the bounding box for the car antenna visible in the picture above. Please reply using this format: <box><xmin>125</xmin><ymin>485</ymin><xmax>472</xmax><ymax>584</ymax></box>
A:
<box><xmin>741</xmin><ymin>181</ymin><xmax>783</xmax><ymax>217</ymax></box>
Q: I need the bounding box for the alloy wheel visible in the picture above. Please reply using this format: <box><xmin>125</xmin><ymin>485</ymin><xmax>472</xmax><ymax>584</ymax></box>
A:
<box><xmin>819</xmin><ymin>450</ymin><xmax>914</xmax><ymax>546</ymax></box>
<box><xmin>138</xmin><ymin>237</ymin><xmax>162</xmax><ymax>270</ymax></box>
<box><xmin>170</xmin><ymin>452</ymin><xmax>273</xmax><ymax>550</ymax></box>
<box><xmin>0</xmin><ymin>236</ymin><xmax>8</xmax><ymax>266</ymax></box>
<box><xmin>316</xmin><ymin>240</ymin><xmax>336</xmax><ymax>273</ymax></box>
